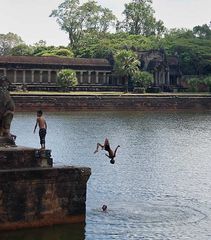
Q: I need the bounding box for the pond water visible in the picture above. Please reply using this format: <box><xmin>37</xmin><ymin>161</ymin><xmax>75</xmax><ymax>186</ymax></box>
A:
<box><xmin>1</xmin><ymin>111</ymin><xmax>211</xmax><ymax>240</ymax></box>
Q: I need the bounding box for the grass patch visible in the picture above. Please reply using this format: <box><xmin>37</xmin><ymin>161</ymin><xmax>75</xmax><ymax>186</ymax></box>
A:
<box><xmin>11</xmin><ymin>91</ymin><xmax>211</xmax><ymax>96</ymax></box>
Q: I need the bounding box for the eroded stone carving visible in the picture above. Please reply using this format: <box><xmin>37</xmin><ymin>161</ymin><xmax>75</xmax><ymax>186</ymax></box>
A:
<box><xmin>0</xmin><ymin>76</ymin><xmax>16</xmax><ymax>145</ymax></box>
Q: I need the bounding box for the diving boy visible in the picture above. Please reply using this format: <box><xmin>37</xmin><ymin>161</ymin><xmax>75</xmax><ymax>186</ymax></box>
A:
<box><xmin>94</xmin><ymin>138</ymin><xmax>120</xmax><ymax>164</ymax></box>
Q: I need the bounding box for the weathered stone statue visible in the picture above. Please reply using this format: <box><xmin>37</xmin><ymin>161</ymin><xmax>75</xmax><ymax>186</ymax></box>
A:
<box><xmin>0</xmin><ymin>75</ymin><xmax>16</xmax><ymax>146</ymax></box>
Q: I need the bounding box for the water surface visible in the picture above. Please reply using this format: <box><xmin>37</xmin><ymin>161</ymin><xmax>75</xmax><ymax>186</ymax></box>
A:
<box><xmin>1</xmin><ymin>111</ymin><xmax>211</xmax><ymax>240</ymax></box>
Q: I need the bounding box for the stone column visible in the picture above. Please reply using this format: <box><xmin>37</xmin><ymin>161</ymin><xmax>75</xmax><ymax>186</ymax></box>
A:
<box><xmin>106</xmin><ymin>74</ymin><xmax>110</xmax><ymax>85</ymax></box>
<box><xmin>39</xmin><ymin>70</ymin><xmax>43</xmax><ymax>83</ymax></box>
<box><xmin>88</xmin><ymin>71</ymin><xmax>91</xmax><ymax>84</ymax></box>
<box><xmin>95</xmin><ymin>71</ymin><xmax>99</xmax><ymax>84</ymax></box>
<box><xmin>167</xmin><ymin>71</ymin><xmax>170</xmax><ymax>85</ymax></box>
<box><xmin>158</xmin><ymin>71</ymin><xmax>161</xmax><ymax>85</ymax></box>
<box><xmin>23</xmin><ymin>70</ymin><xmax>26</xmax><ymax>84</ymax></box>
<box><xmin>103</xmin><ymin>72</ymin><xmax>106</xmax><ymax>84</ymax></box>
<box><xmin>162</xmin><ymin>71</ymin><xmax>165</xmax><ymax>85</ymax></box>
<box><xmin>155</xmin><ymin>71</ymin><xmax>157</xmax><ymax>85</ymax></box>
<box><xmin>31</xmin><ymin>70</ymin><xmax>34</xmax><ymax>83</ymax></box>
<box><xmin>80</xmin><ymin>71</ymin><xmax>83</xmax><ymax>84</ymax></box>
<box><xmin>14</xmin><ymin>70</ymin><xmax>17</xmax><ymax>83</ymax></box>
<box><xmin>48</xmin><ymin>70</ymin><xmax>51</xmax><ymax>83</ymax></box>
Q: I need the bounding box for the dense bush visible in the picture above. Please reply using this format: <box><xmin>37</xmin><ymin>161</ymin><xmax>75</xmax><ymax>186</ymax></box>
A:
<box><xmin>57</xmin><ymin>69</ymin><xmax>78</xmax><ymax>90</ymax></box>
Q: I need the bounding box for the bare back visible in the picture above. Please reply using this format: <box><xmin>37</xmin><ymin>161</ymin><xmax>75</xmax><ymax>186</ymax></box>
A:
<box><xmin>37</xmin><ymin>116</ymin><xmax>46</xmax><ymax>129</ymax></box>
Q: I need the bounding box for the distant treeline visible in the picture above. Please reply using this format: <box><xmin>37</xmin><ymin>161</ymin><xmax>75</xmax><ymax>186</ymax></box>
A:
<box><xmin>0</xmin><ymin>0</ymin><xmax>211</xmax><ymax>76</ymax></box>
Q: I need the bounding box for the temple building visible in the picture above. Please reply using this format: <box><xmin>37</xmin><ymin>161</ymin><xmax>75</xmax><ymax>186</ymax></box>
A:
<box><xmin>0</xmin><ymin>51</ymin><xmax>182</xmax><ymax>91</ymax></box>
<box><xmin>137</xmin><ymin>50</ymin><xmax>182</xmax><ymax>89</ymax></box>
<box><xmin>0</xmin><ymin>56</ymin><xmax>113</xmax><ymax>90</ymax></box>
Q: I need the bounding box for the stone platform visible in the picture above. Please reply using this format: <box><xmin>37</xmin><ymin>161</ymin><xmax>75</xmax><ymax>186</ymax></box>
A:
<box><xmin>0</xmin><ymin>167</ymin><xmax>91</xmax><ymax>231</ymax></box>
<box><xmin>0</xmin><ymin>145</ymin><xmax>91</xmax><ymax>231</ymax></box>
<box><xmin>0</xmin><ymin>136</ymin><xmax>16</xmax><ymax>147</ymax></box>
<box><xmin>0</xmin><ymin>146</ymin><xmax>52</xmax><ymax>169</ymax></box>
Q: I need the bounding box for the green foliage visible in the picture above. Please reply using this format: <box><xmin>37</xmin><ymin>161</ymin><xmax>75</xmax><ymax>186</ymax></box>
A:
<box><xmin>114</xmin><ymin>50</ymin><xmax>140</xmax><ymax>78</ymax></box>
<box><xmin>0</xmin><ymin>32</ymin><xmax>23</xmax><ymax>55</ymax></box>
<box><xmin>187</xmin><ymin>77</ymin><xmax>200</xmax><ymax>92</ymax></box>
<box><xmin>187</xmin><ymin>75</ymin><xmax>211</xmax><ymax>92</ymax></box>
<box><xmin>117</xmin><ymin>0</ymin><xmax>165</xmax><ymax>36</ymax></box>
<box><xmin>57</xmin><ymin>69</ymin><xmax>78</xmax><ymax>89</ymax></box>
<box><xmin>202</xmin><ymin>75</ymin><xmax>211</xmax><ymax>92</ymax></box>
<box><xmin>193</xmin><ymin>24</ymin><xmax>211</xmax><ymax>39</ymax></box>
<box><xmin>133</xmin><ymin>71</ymin><xmax>153</xmax><ymax>88</ymax></box>
<box><xmin>80</xmin><ymin>1</ymin><xmax>116</xmax><ymax>32</ymax></box>
<box><xmin>39</xmin><ymin>48</ymin><xmax>74</xmax><ymax>57</ymax></box>
<box><xmin>163</xmin><ymin>27</ymin><xmax>211</xmax><ymax>75</ymax></box>
<box><xmin>203</xmin><ymin>75</ymin><xmax>211</xmax><ymax>86</ymax></box>
<box><xmin>10</xmin><ymin>44</ymin><xmax>33</xmax><ymax>56</ymax></box>
<box><xmin>50</xmin><ymin>0</ymin><xmax>81</xmax><ymax>47</ymax></box>
<box><xmin>74</xmin><ymin>32</ymin><xmax>161</xmax><ymax>58</ymax></box>
<box><xmin>50</xmin><ymin>0</ymin><xmax>116</xmax><ymax>47</ymax></box>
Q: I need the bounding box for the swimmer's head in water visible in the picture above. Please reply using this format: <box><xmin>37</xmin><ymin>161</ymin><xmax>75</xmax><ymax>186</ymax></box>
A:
<box><xmin>102</xmin><ymin>205</ymin><xmax>107</xmax><ymax>211</ymax></box>
<box><xmin>110</xmin><ymin>159</ymin><xmax>115</xmax><ymax>164</ymax></box>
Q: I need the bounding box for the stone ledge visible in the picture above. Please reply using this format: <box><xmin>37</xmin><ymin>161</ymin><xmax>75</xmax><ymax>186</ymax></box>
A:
<box><xmin>12</xmin><ymin>94</ymin><xmax>211</xmax><ymax>111</ymax></box>
<box><xmin>0</xmin><ymin>166</ymin><xmax>91</xmax><ymax>230</ymax></box>
<box><xmin>0</xmin><ymin>147</ymin><xmax>53</xmax><ymax>169</ymax></box>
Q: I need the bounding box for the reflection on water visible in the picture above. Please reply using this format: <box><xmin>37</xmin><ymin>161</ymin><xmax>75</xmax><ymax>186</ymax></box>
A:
<box><xmin>0</xmin><ymin>223</ymin><xmax>85</xmax><ymax>240</ymax></box>
<box><xmin>1</xmin><ymin>111</ymin><xmax>211</xmax><ymax>240</ymax></box>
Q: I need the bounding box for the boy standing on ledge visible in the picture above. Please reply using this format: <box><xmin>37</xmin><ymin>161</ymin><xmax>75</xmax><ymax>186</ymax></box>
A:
<box><xmin>33</xmin><ymin>110</ymin><xmax>47</xmax><ymax>149</ymax></box>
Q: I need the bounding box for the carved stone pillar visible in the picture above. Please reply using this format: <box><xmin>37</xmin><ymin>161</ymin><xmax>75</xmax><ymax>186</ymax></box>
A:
<box><xmin>88</xmin><ymin>71</ymin><xmax>91</xmax><ymax>84</ymax></box>
<box><xmin>14</xmin><ymin>70</ymin><xmax>17</xmax><ymax>83</ymax></box>
<box><xmin>23</xmin><ymin>70</ymin><xmax>26</xmax><ymax>84</ymax></box>
<box><xmin>106</xmin><ymin>74</ymin><xmax>110</xmax><ymax>85</ymax></box>
<box><xmin>31</xmin><ymin>70</ymin><xmax>34</xmax><ymax>83</ymax></box>
<box><xmin>48</xmin><ymin>70</ymin><xmax>51</xmax><ymax>83</ymax></box>
<box><xmin>167</xmin><ymin>71</ymin><xmax>170</xmax><ymax>85</ymax></box>
<box><xmin>40</xmin><ymin>70</ymin><xmax>43</xmax><ymax>83</ymax></box>
<box><xmin>103</xmin><ymin>72</ymin><xmax>106</xmax><ymax>84</ymax></box>
<box><xmin>95</xmin><ymin>71</ymin><xmax>99</xmax><ymax>84</ymax></box>
<box><xmin>80</xmin><ymin>71</ymin><xmax>83</xmax><ymax>84</ymax></box>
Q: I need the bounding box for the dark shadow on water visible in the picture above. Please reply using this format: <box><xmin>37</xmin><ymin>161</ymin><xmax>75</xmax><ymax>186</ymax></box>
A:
<box><xmin>0</xmin><ymin>223</ymin><xmax>85</xmax><ymax>240</ymax></box>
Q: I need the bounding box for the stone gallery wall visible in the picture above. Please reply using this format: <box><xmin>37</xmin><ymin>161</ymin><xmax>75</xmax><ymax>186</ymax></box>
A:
<box><xmin>12</xmin><ymin>94</ymin><xmax>211</xmax><ymax>112</ymax></box>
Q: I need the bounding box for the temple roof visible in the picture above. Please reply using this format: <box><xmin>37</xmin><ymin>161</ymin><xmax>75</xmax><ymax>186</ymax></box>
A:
<box><xmin>0</xmin><ymin>56</ymin><xmax>111</xmax><ymax>67</ymax></box>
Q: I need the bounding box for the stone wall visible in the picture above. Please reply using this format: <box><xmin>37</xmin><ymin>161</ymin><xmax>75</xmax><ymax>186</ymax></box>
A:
<box><xmin>0</xmin><ymin>167</ymin><xmax>91</xmax><ymax>230</ymax></box>
<box><xmin>12</xmin><ymin>94</ymin><xmax>211</xmax><ymax>111</ymax></box>
<box><xmin>0</xmin><ymin>145</ymin><xmax>91</xmax><ymax>231</ymax></box>
<box><xmin>0</xmin><ymin>147</ymin><xmax>52</xmax><ymax>169</ymax></box>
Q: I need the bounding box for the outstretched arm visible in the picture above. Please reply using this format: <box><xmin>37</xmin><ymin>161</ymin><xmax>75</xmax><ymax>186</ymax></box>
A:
<box><xmin>113</xmin><ymin>145</ymin><xmax>120</xmax><ymax>157</ymax></box>
<box><xmin>94</xmin><ymin>143</ymin><xmax>104</xmax><ymax>154</ymax></box>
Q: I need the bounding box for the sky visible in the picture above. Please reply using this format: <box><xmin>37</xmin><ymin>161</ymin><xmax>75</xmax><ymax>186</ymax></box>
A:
<box><xmin>0</xmin><ymin>0</ymin><xmax>210</xmax><ymax>46</ymax></box>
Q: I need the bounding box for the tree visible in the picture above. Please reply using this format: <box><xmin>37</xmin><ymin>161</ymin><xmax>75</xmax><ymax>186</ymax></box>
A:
<box><xmin>203</xmin><ymin>75</ymin><xmax>211</xmax><ymax>92</ymax></box>
<box><xmin>50</xmin><ymin>0</ymin><xmax>82</xmax><ymax>48</ymax></box>
<box><xmin>193</xmin><ymin>23</ymin><xmax>211</xmax><ymax>39</ymax></box>
<box><xmin>10</xmin><ymin>44</ymin><xmax>33</xmax><ymax>56</ymax></box>
<box><xmin>117</xmin><ymin>0</ymin><xmax>165</xmax><ymax>36</ymax></box>
<box><xmin>38</xmin><ymin>48</ymin><xmax>74</xmax><ymax>57</ymax></box>
<box><xmin>0</xmin><ymin>32</ymin><xmax>23</xmax><ymax>55</ymax></box>
<box><xmin>74</xmin><ymin>32</ymin><xmax>160</xmax><ymax>59</ymax></box>
<box><xmin>57</xmin><ymin>69</ymin><xmax>78</xmax><ymax>90</ymax></box>
<box><xmin>133</xmin><ymin>71</ymin><xmax>153</xmax><ymax>88</ymax></box>
<box><xmin>99</xmin><ymin>8</ymin><xmax>117</xmax><ymax>32</ymax></box>
<box><xmin>80</xmin><ymin>1</ymin><xmax>115</xmax><ymax>32</ymax></box>
<box><xmin>50</xmin><ymin>0</ymin><xmax>116</xmax><ymax>47</ymax></box>
<box><xmin>114</xmin><ymin>50</ymin><xmax>140</xmax><ymax>91</ymax></box>
<box><xmin>162</xmin><ymin>27</ymin><xmax>211</xmax><ymax>75</ymax></box>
